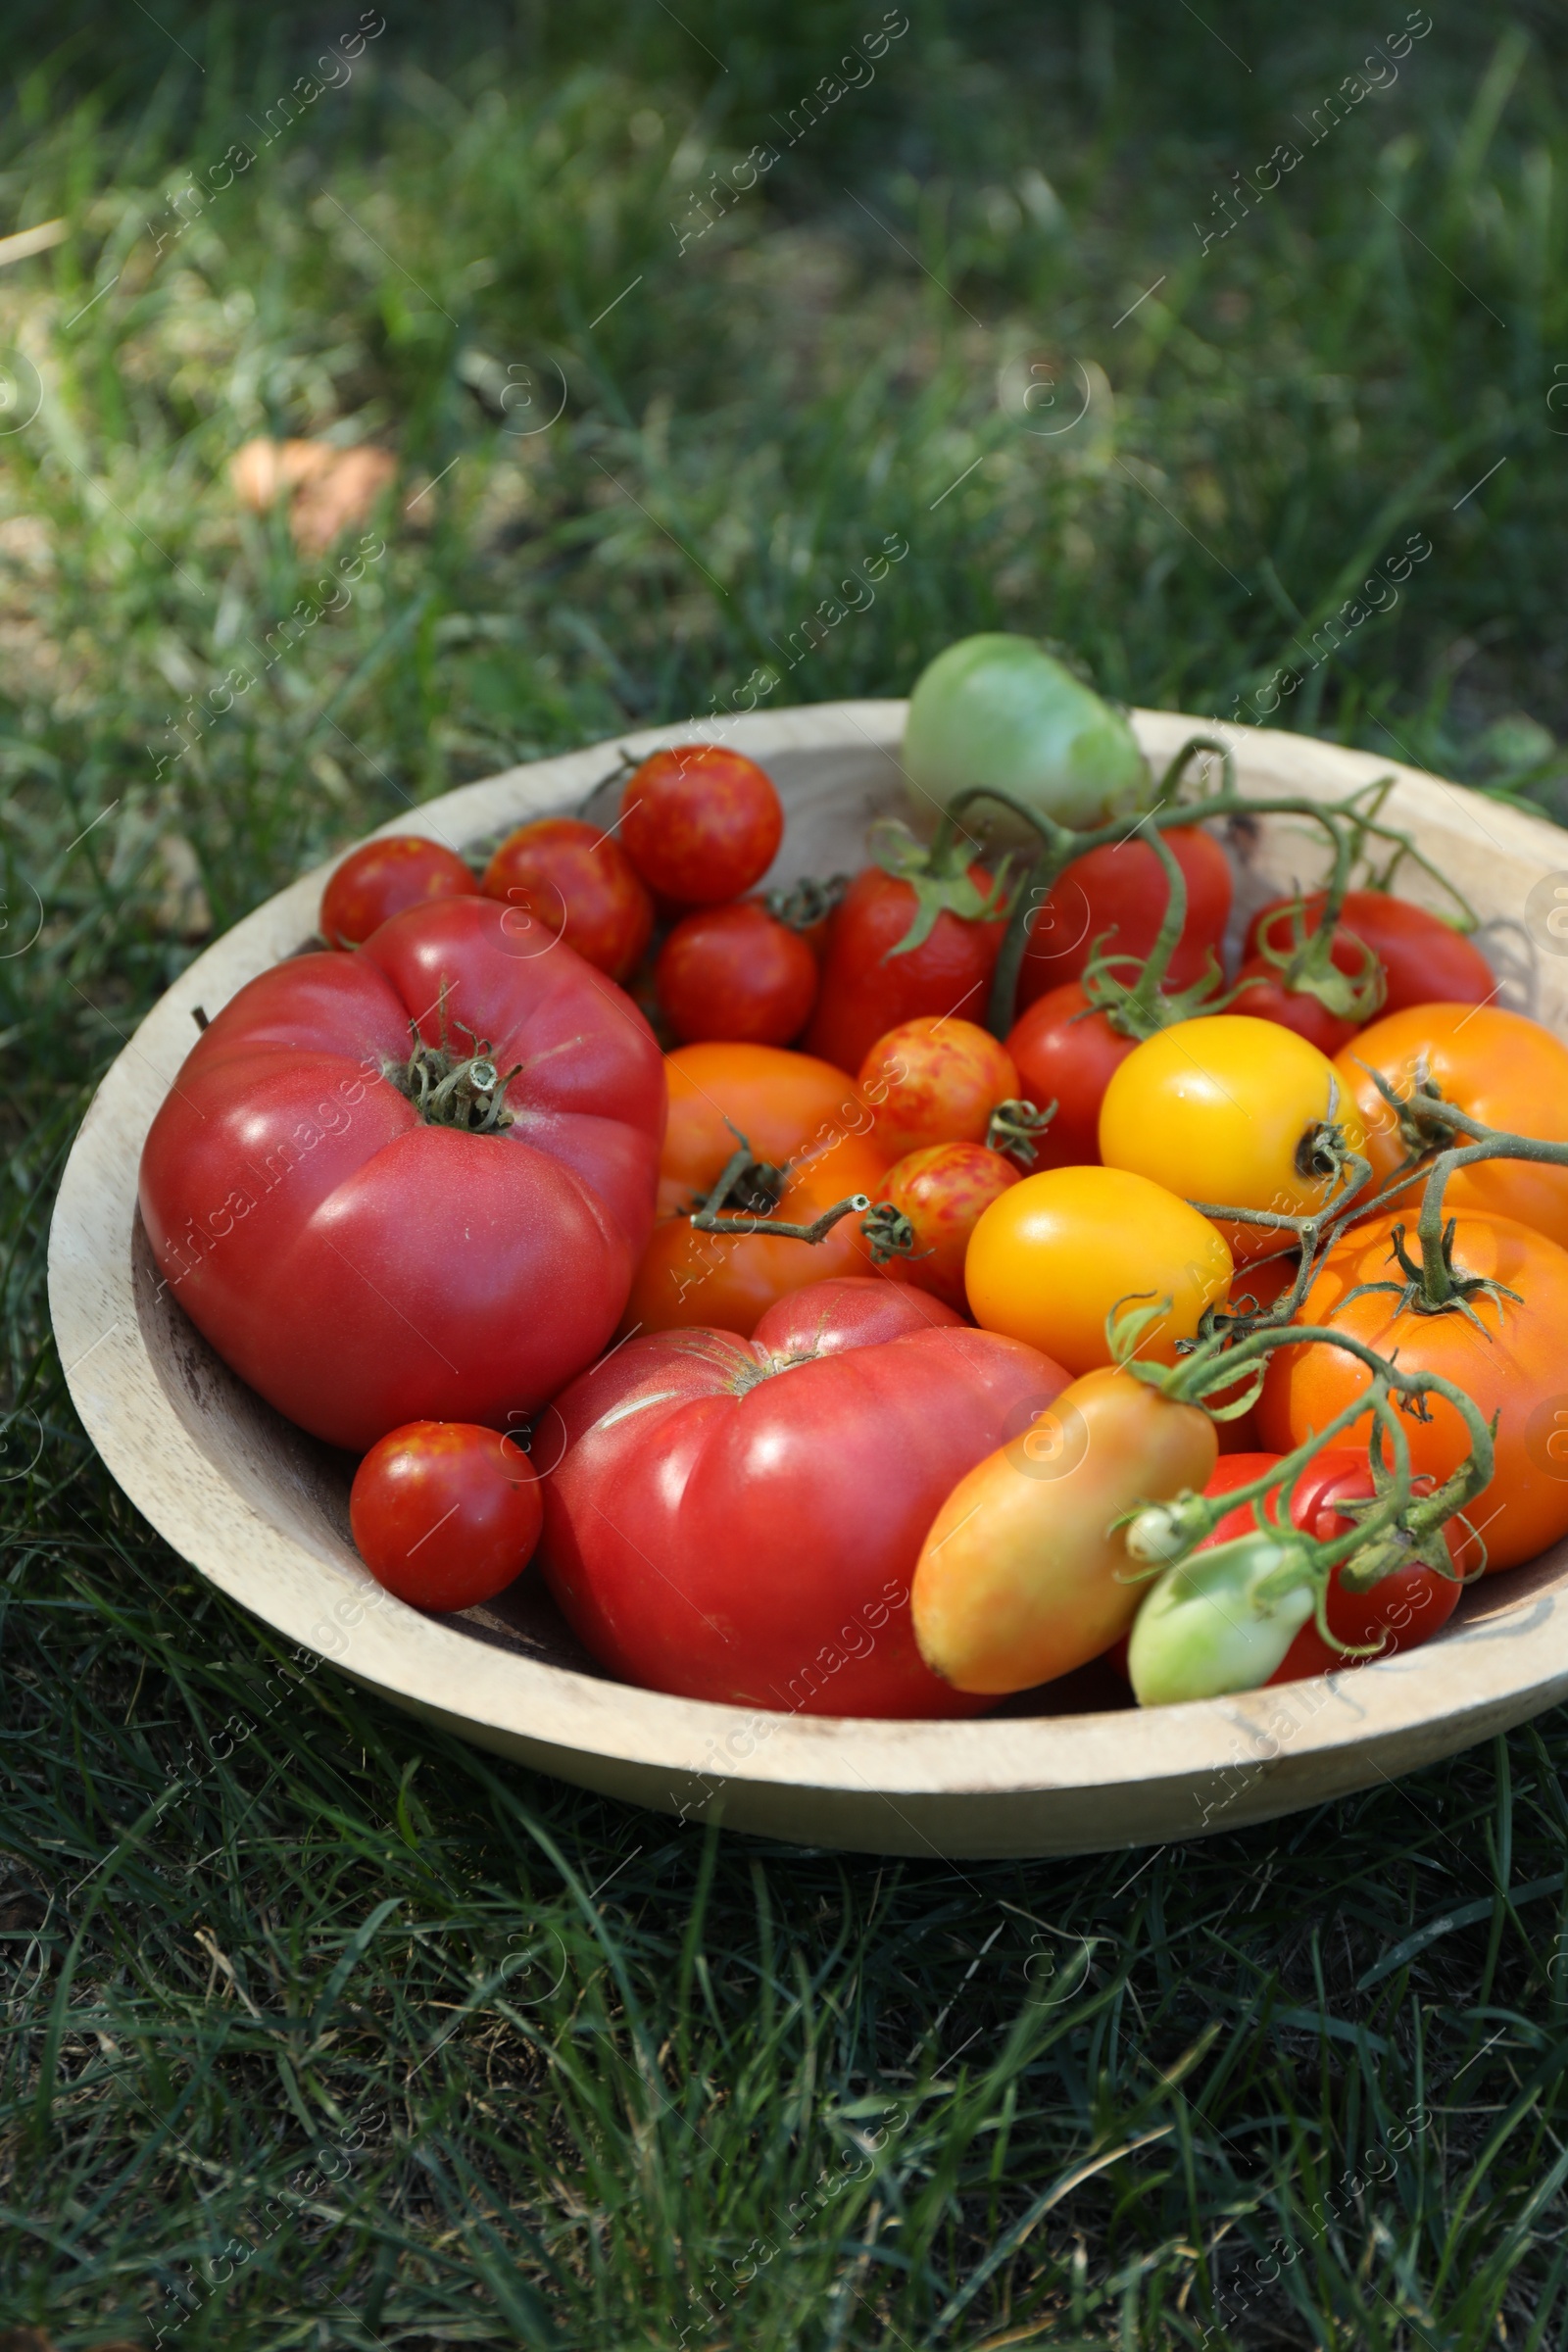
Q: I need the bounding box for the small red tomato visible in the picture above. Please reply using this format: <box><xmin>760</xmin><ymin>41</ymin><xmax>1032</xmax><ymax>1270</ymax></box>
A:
<box><xmin>655</xmin><ymin>902</ymin><xmax>818</xmax><ymax>1046</ymax></box>
<box><xmin>805</xmin><ymin>865</ymin><xmax>1008</xmax><ymax>1074</ymax></box>
<box><xmin>1227</xmin><ymin>925</ymin><xmax>1372</xmax><ymax>1055</ymax></box>
<box><xmin>858</xmin><ymin>1016</ymin><xmax>1020</xmax><ymax>1158</ymax></box>
<box><xmin>320</xmin><ymin>835</ymin><xmax>475</xmax><ymax>948</ymax></box>
<box><xmin>1005</xmin><ymin>982</ymin><xmax>1137</xmax><ymax>1168</ymax></box>
<box><xmin>350</xmin><ymin>1421</ymin><xmax>542</xmax><ymax>1610</ymax></box>
<box><xmin>1200</xmin><ymin>1449</ymin><xmax>1462</xmax><ymax>1681</ymax></box>
<box><xmin>481</xmin><ymin>816</ymin><xmax>654</xmax><ymax>982</ymax></box>
<box><xmin>1243</xmin><ymin>890</ymin><xmax>1494</xmax><ymax>1015</ymax></box>
<box><xmin>870</xmin><ymin>1141</ymin><xmax>1020</xmax><ymax>1309</ymax></box>
<box><xmin>619</xmin><ymin>745</ymin><xmax>784</xmax><ymax>904</ymax></box>
<box><xmin>1016</xmin><ymin>825</ymin><xmax>1232</xmax><ymax>1012</ymax></box>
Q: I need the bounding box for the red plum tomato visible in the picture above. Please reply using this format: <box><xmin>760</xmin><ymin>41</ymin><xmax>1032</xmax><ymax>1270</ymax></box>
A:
<box><xmin>1015</xmin><ymin>825</ymin><xmax>1231</xmax><ymax>1011</ymax></box>
<box><xmin>1245</xmin><ymin>889</ymin><xmax>1494</xmax><ymax>1014</ymax></box>
<box><xmin>1005</xmin><ymin>982</ymin><xmax>1137</xmax><ymax>1168</ymax></box>
<box><xmin>805</xmin><ymin>865</ymin><xmax>1008</xmax><ymax>1074</ymax></box>
<box><xmin>481</xmin><ymin>816</ymin><xmax>654</xmax><ymax>982</ymax></box>
<box><xmin>320</xmin><ymin>834</ymin><xmax>475</xmax><ymax>948</ymax></box>
<box><xmin>351</xmin><ymin>1421</ymin><xmax>542</xmax><ymax>1610</ymax></box>
<box><xmin>619</xmin><ymin>745</ymin><xmax>783</xmax><ymax>904</ymax></box>
<box><xmin>655</xmin><ymin>902</ymin><xmax>818</xmax><ymax>1046</ymax></box>
<box><xmin>538</xmin><ymin>1278</ymin><xmax>1069</xmax><ymax>1714</ymax></box>
<box><xmin>138</xmin><ymin>896</ymin><xmax>666</xmax><ymax>1450</ymax></box>
<box><xmin>1227</xmin><ymin>924</ymin><xmax>1372</xmax><ymax>1055</ymax></box>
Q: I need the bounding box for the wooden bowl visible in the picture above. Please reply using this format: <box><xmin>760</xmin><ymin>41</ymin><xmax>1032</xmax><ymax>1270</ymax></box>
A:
<box><xmin>47</xmin><ymin>704</ymin><xmax>1568</xmax><ymax>1858</ymax></box>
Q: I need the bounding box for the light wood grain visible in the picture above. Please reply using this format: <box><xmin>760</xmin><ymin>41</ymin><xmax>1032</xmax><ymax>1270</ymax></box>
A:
<box><xmin>47</xmin><ymin>704</ymin><xmax>1568</xmax><ymax>1857</ymax></box>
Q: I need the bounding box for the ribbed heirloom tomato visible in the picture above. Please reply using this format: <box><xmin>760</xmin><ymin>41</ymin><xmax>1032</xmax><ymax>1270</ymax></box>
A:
<box><xmin>540</xmin><ymin>1276</ymin><xmax>1067</xmax><ymax>1714</ymax></box>
<box><xmin>138</xmin><ymin>897</ymin><xmax>666</xmax><ymax>1448</ymax></box>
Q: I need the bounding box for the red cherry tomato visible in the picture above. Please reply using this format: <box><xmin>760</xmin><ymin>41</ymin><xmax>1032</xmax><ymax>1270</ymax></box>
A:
<box><xmin>1004</xmin><ymin>982</ymin><xmax>1137</xmax><ymax>1168</ymax></box>
<box><xmin>320</xmin><ymin>835</ymin><xmax>475</xmax><ymax>948</ymax></box>
<box><xmin>138</xmin><ymin>897</ymin><xmax>665</xmax><ymax>1449</ymax></box>
<box><xmin>1243</xmin><ymin>889</ymin><xmax>1494</xmax><ymax>1015</ymax></box>
<box><xmin>539</xmin><ymin>1278</ymin><xmax>1069</xmax><ymax>1715</ymax></box>
<box><xmin>655</xmin><ymin>902</ymin><xmax>818</xmax><ymax>1046</ymax></box>
<box><xmin>1199</xmin><ymin>1449</ymin><xmax>1463</xmax><ymax>1681</ymax></box>
<box><xmin>619</xmin><ymin>745</ymin><xmax>784</xmax><ymax>904</ymax></box>
<box><xmin>350</xmin><ymin>1421</ymin><xmax>542</xmax><ymax>1609</ymax></box>
<box><xmin>858</xmin><ymin>1016</ymin><xmax>1019</xmax><ymax>1157</ymax></box>
<box><xmin>1228</xmin><ymin>925</ymin><xmax>1371</xmax><ymax>1055</ymax></box>
<box><xmin>805</xmin><ymin>865</ymin><xmax>1008</xmax><ymax>1074</ymax></box>
<box><xmin>872</xmin><ymin>1141</ymin><xmax>1019</xmax><ymax>1309</ymax></box>
<box><xmin>1015</xmin><ymin>826</ymin><xmax>1231</xmax><ymax>1012</ymax></box>
<box><xmin>481</xmin><ymin>816</ymin><xmax>654</xmax><ymax>982</ymax></box>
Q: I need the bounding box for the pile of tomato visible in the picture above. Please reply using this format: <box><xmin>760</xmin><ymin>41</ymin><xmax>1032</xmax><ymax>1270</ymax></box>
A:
<box><xmin>136</xmin><ymin>634</ymin><xmax>1568</xmax><ymax>1726</ymax></box>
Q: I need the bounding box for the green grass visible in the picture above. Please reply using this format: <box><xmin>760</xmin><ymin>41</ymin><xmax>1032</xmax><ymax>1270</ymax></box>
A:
<box><xmin>8</xmin><ymin>2</ymin><xmax>1568</xmax><ymax>2342</ymax></box>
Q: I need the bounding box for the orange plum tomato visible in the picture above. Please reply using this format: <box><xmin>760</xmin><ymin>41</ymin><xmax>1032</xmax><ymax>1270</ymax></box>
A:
<box><xmin>912</xmin><ymin>1365</ymin><xmax>1219</xmax><ymax>1692</ymax></box>
<box><xmin>964</xmin><ymin>1165</ymin><xmax>1232</xmax><ymax>1376</ymax></box>
<box><xmin>858</xmin><ymin>1015</ymin><xmax>1020</xmax><ymax>1158</ymax></box>
<box><xmin>1198</xmin><ymin>1449</ymin><xmax>1462</xmax><ymax>1682</ymax></box>
<box><xmin>320</xmin><ymin>834</ymin><xmax>475</xmax><ymax>947</ymax></box>
<box><xmin>619</xmin><ymin>745</ymin><xmax>784</xmax><ymax>905</ymax></box>
<box><xmin>350</xmin><ymin>1421</ymin><xmax>542</xmax><ymax>1610</ymax></box>
<box><xmin>1257</xmin><ymin>1207</ymin><xmax>1568</xmax><ymax>1573</ymax></box>
<box><xmin>656</xmin><ymin>1042</ymin><xmax>877</xmax><ymax>1220</ymax></box>
<box><xmin>1100</xmin><ymin>1013</ymin><xmax>1367</xmax><ymax>1263</ymax></box>
<box><xmin>1334</xmin><ymin>1003</ymin><xmax>1568</xmax><ymax>1251</ymax></box>
<box><xmin>627</xmin><ymin>1130</ymin><xmax>893</xmax><ymax>1337</ymax></box>
<box><xmin>655</xmin><ymin>902</ymin><xmax>818</xmax><ymax>1047</ymax></box>
<box><xmin>480</xmin><ymin>815</ymin><xmax>655</xmax><ymax>982</ymax></box>
<box><xmin>539</xmin><ymin>1277</ymin><xmax>1068</xmax><ymax>1715</ymax></box>
<box><xmin>873</xmin><ymin>1142</ymin><xmax>1020</xmax><ymax>1310</ymax></box>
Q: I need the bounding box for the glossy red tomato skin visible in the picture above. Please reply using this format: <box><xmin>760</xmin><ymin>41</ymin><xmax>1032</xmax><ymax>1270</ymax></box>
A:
<box><xmin>655</xmin><ymin>903</ymin><xmax>818</xmax><ymax>1046</ymax></box>
<box><xmin>1227</xmin><ymin>928</ymin><xmax>1368</xmax><ymax>1055</ymax></box>
<box><xmin>350</xmin><ymin>1422</ymin><xmax>542</xmax><ymax>1609</ymax></box>
<box><xmin>804</xmin><ymin>866</ymin><xmax>1008</xmax><ymax>1075</ymax></box>
<box><xmin>1199</xmin><ymin>1450</ymin><xmax>1462</xmax><ymax>1680</ymax></box>
<box><xmin>481</xmin><ymin>816</ymin><xmax>654</xmax><ymax>982</ymax></box>
<box><xmin>1005</xmin><ymin>982</ymin><xmax>1137</xmax><ymax>1167</ymax></box>
<box><xmin>619</xmin><ymin>746</ymin><xmax>784</xmax><ymax>904</ymax></box>
<box><xmin>1015</xmin><ymin>826</ymin><xmax>1231</xmax><ymax>1012</ymax></box>
<box><xmin>1244</xmin><ymin>890</ymin><xmax>1494</xmax><ymax>1014</ymax></box>
<box><xmin>539</xmin><ymin>1281</ymin><xmax>1068</xmax><ymax>1715</ymax></box>
<box><xmin>320</xmin><ymin>835</ymin><xmax>476</xmax><ymax>948</ymax></box>
<box><xmin>138</xmin><ymin>897</ymin><xmax>667</xmax><ymax>1451</ymax></box>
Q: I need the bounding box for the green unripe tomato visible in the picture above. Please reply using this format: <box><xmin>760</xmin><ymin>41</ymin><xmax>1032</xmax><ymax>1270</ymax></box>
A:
<box><xmin>1127</xmin><ymin>1532</ymin><xmax>1315</xmax><ymax>1706</ymax></box>
<box><xmin>903</xmin><ymin>633</ymin><xmax>1151</xmax><ymax>834</ymax></box>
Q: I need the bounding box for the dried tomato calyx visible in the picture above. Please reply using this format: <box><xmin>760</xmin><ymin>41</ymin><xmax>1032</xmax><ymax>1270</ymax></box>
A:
<box><xmin>383</xmin><ymin>983</ymin><xmax>521</xmax><ymax>1134</ymax></box>
<box><xmin>859</xmin><ymin>1202</ymin><xmax>928</xmax><ymax>1263</ymax></box>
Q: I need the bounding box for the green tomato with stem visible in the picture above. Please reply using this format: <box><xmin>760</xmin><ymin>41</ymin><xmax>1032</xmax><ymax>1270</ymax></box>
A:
<box><xmin>903</xmin><ymin>634</ymin><xmax>1151</xmax><ymax>834</ymax></box>
<box><xmin>1127</xmin><ymin>1531</ymin><xmax>1316</xmax><ymax>1706</ymax></box>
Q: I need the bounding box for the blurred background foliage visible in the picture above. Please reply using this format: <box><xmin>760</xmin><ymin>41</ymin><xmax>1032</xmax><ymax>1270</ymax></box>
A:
<box><xmin>9</xmin><ymin>5</ymin><xmax>1568</xmax><ymax>2346</ymax></box>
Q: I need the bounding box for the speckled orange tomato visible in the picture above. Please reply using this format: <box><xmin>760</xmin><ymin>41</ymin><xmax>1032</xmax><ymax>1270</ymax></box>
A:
<box><xmin>619</xmin><ymin>745</ymin><xmax>783</xmax><ymax>904</ymax></box>
<box><xmin>873</xmin><ymin>1142</ymin><xmax>1020</xmax><ymax>1309</ymax></box>
<box><xmin>858</xmin><ymin>1016</ymin><xmax>1020</xmax><ymax>1159</ymax></box>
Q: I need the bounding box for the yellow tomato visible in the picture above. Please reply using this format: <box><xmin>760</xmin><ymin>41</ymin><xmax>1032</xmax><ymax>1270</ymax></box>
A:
<box><xmin>964</xmin><ymin>1165</ymin><xmax>1232</xmax><ymax>1375</ymax></box>
<box><xmin>912</xmin><ymin>1366</ymin><xmax>1218</xmax><ymax>1692</ymax></box>
<box><xmin>1098</xmin><ymin>1013</ymin><xmax>1367</xmax><ymax>1262</ymax></box>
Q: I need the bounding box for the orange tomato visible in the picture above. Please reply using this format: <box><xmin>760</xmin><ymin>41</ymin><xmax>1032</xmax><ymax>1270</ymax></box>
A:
<box><xmin>858</xmin><ymin>1016</ymin><xmax>1019</xmax><ymax>1159</ymax></box>
<box><xmin>657</xmin><ymin>1042</ymin><xmax>873</xmax><ymax>1219</ymax></box>
<box><xmin>624</xmin><ymin>1132</ymin><xmax>893</xmax><ymax>1337</ymax></box>
<box><xmin>1257</xmin><ymin>1208</ymin><xmax>1568</xmax><ymax>1572</ymax></box>
<box><xmin>1334</xmin><ymin>1004</ymin><xmax>1568</xmax><ymax>1251</ymax></box>
<box><xmin>874</xmin><ymin>1142</ymin><xmax>1019</xmax><ymax>1310</ymax></box>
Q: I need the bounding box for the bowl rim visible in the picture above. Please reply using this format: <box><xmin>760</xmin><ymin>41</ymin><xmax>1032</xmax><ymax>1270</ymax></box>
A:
<box><xmin>46</xmin><ymin>699</ymin><xmax>1568</xmax><ymax>1843</ymax></box>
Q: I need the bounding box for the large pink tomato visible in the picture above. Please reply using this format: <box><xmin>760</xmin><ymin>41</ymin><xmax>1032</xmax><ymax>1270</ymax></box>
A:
<box><xmin>539</xmin><ymin>1276</ymin><xmax>1068</xmax><ymax>1716</ymax></box>
<box><xmin>138</xmin><ymin>897</ymin><xmax>666</xmax><ymax>1449</ymax></box>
